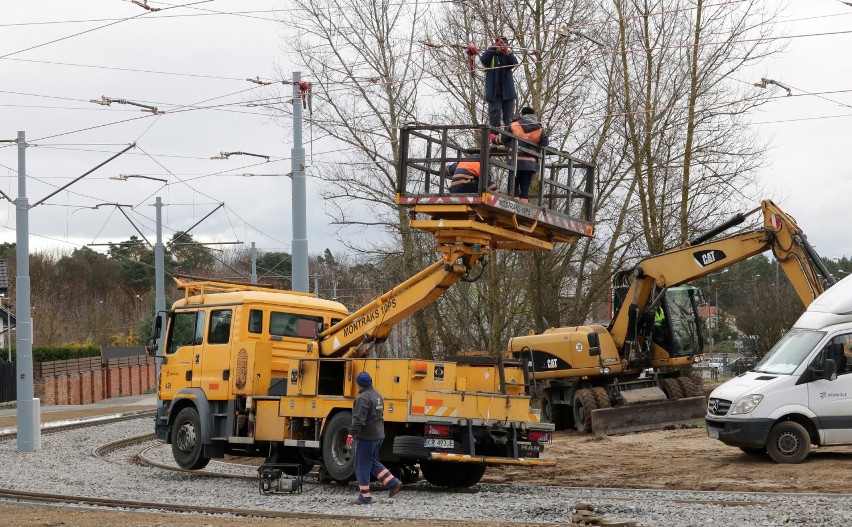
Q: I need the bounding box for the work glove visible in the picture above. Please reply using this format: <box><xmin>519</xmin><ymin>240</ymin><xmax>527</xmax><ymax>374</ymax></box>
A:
<box><xmin>345</xmin><ymin>434</ymin><xmax>353</xmax><ymax>447</ymax></box>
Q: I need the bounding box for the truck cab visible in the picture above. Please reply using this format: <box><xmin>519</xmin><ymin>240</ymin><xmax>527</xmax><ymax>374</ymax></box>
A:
<box><xmin>706</xmin><ymin>273</ymin><xmax>852</xmax><ymax>463</ymax></box>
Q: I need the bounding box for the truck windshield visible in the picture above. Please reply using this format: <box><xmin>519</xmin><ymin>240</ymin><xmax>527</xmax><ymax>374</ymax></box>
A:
<box><xmin>754</xmin><ymin>329</ymin><xmax>826</xmax><ymax>375</ymax></box>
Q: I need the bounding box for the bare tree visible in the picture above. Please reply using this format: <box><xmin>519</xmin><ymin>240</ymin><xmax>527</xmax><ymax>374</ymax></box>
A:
<box><xmin>608</xmin><ymin>0</ymin><xmax>782</xmax><ymax>254</ymax></box>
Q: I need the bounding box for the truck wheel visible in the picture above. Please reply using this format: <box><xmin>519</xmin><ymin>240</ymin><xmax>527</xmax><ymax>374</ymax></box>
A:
<box><xmin>573</xmin><ymin>389</ymin><xmax>598</xmax><ymax>433</ymax></box>
<box><xmin>677</xmin><ymin>377</ymin><xmax>701</xmax><ymax>398</ymax></box>
<box><xmin>420</xmin><ymin>460</ymin><xmax>485</xmax><ymax>487</ymax></box>
<box><xmin>661</xmin><ymin>378</ymin><xmax>683</xmax><ymax>400</ymax></box>
<box><xmin>393</xmin><ymin>435</ymin><xmax>427</xmax><ymax>459</ymax></box>
<box><xmin>591</xmin><ymin>387</ymin><xmax>611</xmax><ymax>408</ymax></box>
<box><xmin>321</xmin><ymin>411</ymin><xmax>356</xmax><ymax>481</ymax></box>
<box><xmin>766</xmin><ymin>421</ymin><xmax>810</xmax><ymax>464</ymax></box>
<box><xmin>171</xmin><ymin>407</ymin><xmax>210</xmax><ymax>470</ymax></box>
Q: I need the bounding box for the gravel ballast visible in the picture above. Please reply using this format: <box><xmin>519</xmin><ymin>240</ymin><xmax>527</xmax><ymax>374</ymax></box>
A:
<box><xmin>2</xmin><ymin>418</ymin><xmax>852</xmax><ymax>527</ymax></box>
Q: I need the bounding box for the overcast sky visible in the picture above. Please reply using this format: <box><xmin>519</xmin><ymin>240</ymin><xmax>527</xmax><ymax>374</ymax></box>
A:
<box><xmin>0</xmin><ymin>0</ymin><xmax>850</xmax><ymax>269</ymax></box>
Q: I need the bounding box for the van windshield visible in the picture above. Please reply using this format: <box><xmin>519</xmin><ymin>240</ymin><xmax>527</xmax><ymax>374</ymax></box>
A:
<box><xmin>754</xmin><ymin>329</ymin><xmax>826</xmax><ymax>375</ymax></box>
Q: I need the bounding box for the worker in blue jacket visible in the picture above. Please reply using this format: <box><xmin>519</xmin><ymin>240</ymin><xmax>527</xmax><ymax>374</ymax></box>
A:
<box><xmin>346</xmin><ymin>372</ymin><xmax>402</xmax><ymax>504</ymax></box>
<box><xmin>480</xmin><ymin>36</ymin><xmax>518</xmax><ymax>141</ymax></box>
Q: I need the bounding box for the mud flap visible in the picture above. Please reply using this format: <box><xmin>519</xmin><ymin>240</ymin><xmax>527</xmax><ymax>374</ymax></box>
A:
<box><xmin>590</xmin><ymin>396</ymin><xmax>706</xmax><ymax>436</ymax></box>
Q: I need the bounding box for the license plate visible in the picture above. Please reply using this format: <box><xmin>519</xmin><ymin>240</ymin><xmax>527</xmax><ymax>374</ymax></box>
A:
<box><xmin>707</xmin><ymin>429</ymin><xmax>719</xmax><ymax>439</ymax></box>
<box><xmin>424</xmin><ymin>438</ymin><xmax>454</xmax><ymax>449</ymax></box>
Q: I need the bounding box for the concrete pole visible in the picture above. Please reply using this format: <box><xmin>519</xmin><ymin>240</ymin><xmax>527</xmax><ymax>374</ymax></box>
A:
<box><xmin>154</xmin><ymin>197</ymin><xmax>165</xmax><ymax>396</ymax></box>
<box><xmin>291</xmin><ymin>71</ymin><xmax>308</xmax><ymax>293</ymax></box>
<box><xmin>250</xmin><ymin>242</ymin><xmax>257</xmax><ymax>284</ymax></box>
<box><xmin>313</xmin><ymin>275</ymin><xmax>319</xmax><ymax>297</ymax></box>
<box><xmin>15</xmin><ymin>131</ymin><xmax>39</xmax><ymax>452</ymax></box>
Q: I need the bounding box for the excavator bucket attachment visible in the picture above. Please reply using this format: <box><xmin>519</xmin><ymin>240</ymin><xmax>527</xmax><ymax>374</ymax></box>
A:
<box><xmin>590</xmin><ymin>396</ymin><xmax>706</xmax><ymax>436</ymax></box>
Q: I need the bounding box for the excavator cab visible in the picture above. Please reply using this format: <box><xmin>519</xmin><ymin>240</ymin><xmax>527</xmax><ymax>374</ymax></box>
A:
<box><xmin>659</xmin><ymin>286</ymin><xmax>704</xmax><ymax>358</ymax></box>
<box><xmin>612</xmin><ymin>277</ymin><xmax>704</xmax><ymax>361</ymax></box>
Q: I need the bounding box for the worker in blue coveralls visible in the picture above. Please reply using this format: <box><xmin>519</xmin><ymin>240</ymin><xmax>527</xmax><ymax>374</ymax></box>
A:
<box><xmin>346</xmin><ymin>372</ymin><xmax>402</xmax><ymax>504</ymax></box>
<box><xmin>480</xmin><ymin>36</ymin><xmax>519</xmax><ymax>142</ymax></box>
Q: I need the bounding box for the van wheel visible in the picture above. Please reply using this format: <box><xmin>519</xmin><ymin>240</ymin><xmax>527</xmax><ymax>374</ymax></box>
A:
<box><xmin>171</xmin><ymin>407</ymin><xmax>210</xmax><ymax>470</ymax></box>
<box><xmin>766</xmin><ymin>421</ymin><xmax>810</xmax><ymax>464</ymax></box>
<box><xmin>321</xmin><ymin>412</ymin><xmax>356</xmax><ymax>481</ymax></box>
<box><xmin>573</xmin><ymin>389</ymin><xmax>598</xmax><ymax>433</ymax></box>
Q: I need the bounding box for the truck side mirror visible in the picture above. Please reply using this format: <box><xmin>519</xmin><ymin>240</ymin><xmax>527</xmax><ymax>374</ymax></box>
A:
<box><xmin>147</xmin><ymin>315</ymin><xmax>163</xmax><ymax>356</ymax></box>
<box><xmin>588</xmin><ymin>332</ymin><xmax>601</xmax><ymax>356</ymax></box>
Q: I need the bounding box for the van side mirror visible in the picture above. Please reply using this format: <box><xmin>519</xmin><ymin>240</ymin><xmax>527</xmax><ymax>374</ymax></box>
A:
<box><xmin>824</xmin><ymin>358</ymin><xmax>837</xmax><ymax>381</ymax></box>
<box><xmin>588</xmin><ymin>332</ymin><xmax>601</xmax><ymax>357</ymax></box>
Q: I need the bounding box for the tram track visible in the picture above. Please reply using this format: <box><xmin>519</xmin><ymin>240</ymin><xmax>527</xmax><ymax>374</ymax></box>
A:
<box><xmin>4</xmin><ymin>413</ymin><xmax>852</xmax><ymax>527</ymax></box>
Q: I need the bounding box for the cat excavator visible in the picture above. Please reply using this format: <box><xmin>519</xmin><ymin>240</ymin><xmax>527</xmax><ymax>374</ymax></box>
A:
<box><xmin>507</xmin><ymin>200</ymin><xmax>836</xmax><ymax>435</ymax></box>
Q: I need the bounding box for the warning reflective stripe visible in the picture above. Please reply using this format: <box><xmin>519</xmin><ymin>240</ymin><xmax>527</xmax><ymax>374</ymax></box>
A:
<box><xmin>428</xmin><ymin>452</ymin><xmax>556</xmax><ymax>467</ymax></box>
<box><xmin>423</xmin><ymin>405</ymin><xmax>458</xmax><ymax>417</ymax></box>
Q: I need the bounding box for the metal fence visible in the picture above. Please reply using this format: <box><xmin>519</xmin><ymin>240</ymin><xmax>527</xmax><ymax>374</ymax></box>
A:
<box><xmin>0</xmin><ymin>361</ymin><xmax>15</xmax><ymax>403</ymax></box>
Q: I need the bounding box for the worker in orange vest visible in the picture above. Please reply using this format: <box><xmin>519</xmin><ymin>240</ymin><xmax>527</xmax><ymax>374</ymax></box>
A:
<box><xmin>505</xmin><ymin>107</ymin><xmax>548</xmax><ymax>201</ymax></box>
<box><xmin>448</xmin><ymin>154</ymin><xmax>497</xmax><ymax>194</ymax></box>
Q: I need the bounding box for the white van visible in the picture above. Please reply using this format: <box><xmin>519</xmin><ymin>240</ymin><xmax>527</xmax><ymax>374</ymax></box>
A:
<box><xmin>705</xmin><ymin>274</ymin><xmax>852</xmax><ymax>463</ymax></box>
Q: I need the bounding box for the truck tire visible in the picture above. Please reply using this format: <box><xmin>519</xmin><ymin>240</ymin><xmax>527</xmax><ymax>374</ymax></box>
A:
<box><xmin>321</xmin><ymin>411</ymin><xmax>356</xmax><ymax>481</ymax></box>
<box><xmin>573</xmin><ymin>389</ymin><xmax>598</xmax><ymax>433</ymax></box>
<box><xmin>171</xmin><ymin>407</ymin><xmax>210</xmax><ymax>470</ymax></box>
<box><xmin>677</xmin><ymin>377</ymin><xmax>701</xmax><ymax>398</ymax></box>
<box><xmin>393</xmin><ymin>435</ymin><xmax>427</xmax><ymax>459</ymax></box>
<box><xmin>420</xmin><ymin>460</ymin><xmax>486</xmax><ymax>487</ymax></box>
<box><xmin>591</xmin><ymin>387</ymin><xmax>611</xmax><ymax>408</ymax></box>
<box><xmin>766</xmin><ymin>421</ymin><xmax>810</xmax><ymax>464</ymax></box>
<box><xmin>661</xmin><ymin>378</ymin><xmax>683</xmax><ymax>400</ymax></box>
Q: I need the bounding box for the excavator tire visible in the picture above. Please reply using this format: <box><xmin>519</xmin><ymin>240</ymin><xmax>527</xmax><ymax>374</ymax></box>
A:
<box><xmin>661</xmin><ymin>378</ymin><xmax>684</xmax><ymax>400</ymax></box>
<box><xmin>591</xmin><ymin>387</ymin><xmax>611</xmax><ymax>409</ymax></box>
<box><xmin>542</xmin><ymin>391</ymin><xmax>572</xmax><ymax>430</ymax></box>
<box><xmin>677</xmin><ymin>377</ymin><xmax>701</xmax><ymax>398</ymax></box>
<box><xmin>573</xmin><ymin>389</ymin><xmax>598</xmax><ymax>433</ymax></box>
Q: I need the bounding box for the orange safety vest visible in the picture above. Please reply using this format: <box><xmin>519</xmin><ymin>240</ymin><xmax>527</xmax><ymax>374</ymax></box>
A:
<box><xmin>450</xmin><ymin>159</ymin><xmax>481</xmax><ymax>188</ymax></box>
<box><xmin>508</xmin><ymin>121</ymin><xmax>544</xmax><ymax>170</ymax></box>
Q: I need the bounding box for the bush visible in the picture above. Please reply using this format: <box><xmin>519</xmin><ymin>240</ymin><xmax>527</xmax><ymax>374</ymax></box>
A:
<box><xmin>11</xmin><ymin>343</ymin><xmax>100</xmax><ymax>363</ymax></box>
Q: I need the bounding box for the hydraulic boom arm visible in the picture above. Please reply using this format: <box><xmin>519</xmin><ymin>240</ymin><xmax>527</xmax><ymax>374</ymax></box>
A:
<box><xmin>317</xmin><ymin>248</ymin><xmax>486</xmax><ymax>357</ymax></box>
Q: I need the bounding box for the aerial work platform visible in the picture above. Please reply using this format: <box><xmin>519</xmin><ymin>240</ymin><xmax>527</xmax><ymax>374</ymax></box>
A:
<box><xmin>396</xmin><ymin>124</ymin><xmax>595</xmax><ymax>251</ymax></box>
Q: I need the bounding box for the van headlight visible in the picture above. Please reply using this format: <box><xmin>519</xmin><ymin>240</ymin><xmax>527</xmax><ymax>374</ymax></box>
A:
<box><xmin>730</xmin><ymin>394</ymin><xmax>763</xmax><ymax>415</ymax></box>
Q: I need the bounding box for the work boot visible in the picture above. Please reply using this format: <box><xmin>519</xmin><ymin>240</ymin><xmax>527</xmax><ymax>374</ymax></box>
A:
<box><xmin>389</xmin><ymin>482</ymin><xmax>403</xmax><ymax>498</ymax></box>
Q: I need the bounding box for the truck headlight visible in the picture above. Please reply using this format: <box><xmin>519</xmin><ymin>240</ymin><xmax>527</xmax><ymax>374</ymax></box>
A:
<box><xmin>730</xmin><ymin>394</ymin><xmax>763</xmax><ymax>415</ymax></box>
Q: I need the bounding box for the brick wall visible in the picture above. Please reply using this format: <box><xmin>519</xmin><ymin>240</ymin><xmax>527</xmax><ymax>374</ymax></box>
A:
<box><xmin>34</xmin><ymin>356</ymin><xmax>157</xmax><ymax>406</ymax></box>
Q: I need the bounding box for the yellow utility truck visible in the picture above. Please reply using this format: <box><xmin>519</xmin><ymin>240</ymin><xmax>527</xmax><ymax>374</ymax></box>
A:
<box><xmin>152</xmin><ymin>124</ymin><xmax>595</xmax><ymax>486</ymax></box>
<box><xmin>507</xmin><ymin>200</ymin><xmax>835</xmax><ymax>435</ymax></box>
